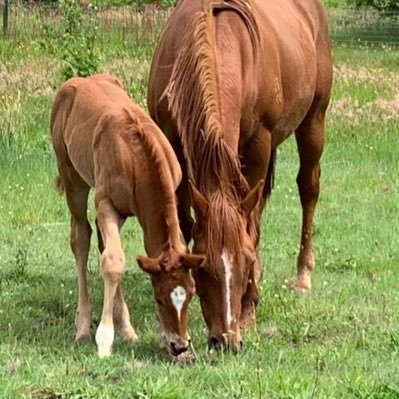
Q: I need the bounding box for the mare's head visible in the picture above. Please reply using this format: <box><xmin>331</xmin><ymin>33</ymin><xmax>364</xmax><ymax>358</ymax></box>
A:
<box><xmin>189</xmin><ymin>181</ymin><xmax>263</xmax><ymax>351</ymax></box>
<box><xmin>137</xmin><ymin>248</ymin><xmax>204</xmax><ymax>357</ymax></box>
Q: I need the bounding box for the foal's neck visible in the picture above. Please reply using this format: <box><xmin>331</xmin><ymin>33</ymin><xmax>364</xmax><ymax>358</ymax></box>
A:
<box><xmin>137</xmin><ymin>190</ymin><xmax>184</xmax><ymax>258</ymax></box>
<box><xmin>125</xmin><ymin>108</ymin><xmax>185</xmax><ymax>258</ymax></box>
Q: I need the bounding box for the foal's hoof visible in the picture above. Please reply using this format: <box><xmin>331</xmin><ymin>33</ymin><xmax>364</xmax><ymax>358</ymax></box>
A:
<box><xmin>75</xmin><ymin>330</ymin><xmax>92</xmax><ymax>343</ymax></box>
<box><xmin>120</xmin><ymin>326</ymin><xmax>139</xmax><ymax>343</ymax></box>
<box><xmin>120</xmin><ymin>330</ymin><xmax>139</xmax><ymax>344</ymax></box>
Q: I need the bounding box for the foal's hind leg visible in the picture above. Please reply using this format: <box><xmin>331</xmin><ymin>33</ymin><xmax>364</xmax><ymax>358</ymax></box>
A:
<box><xmin>95</xmin><ymin>217</ymin><xmax>138</xmax><ymax>344</ymax></box>
<box><xmin>113</xmin><ymin>285</ymin><xmax>139</xmax><ymax>343</ymax></box>
<box><xmin>95</xmin><ymin>198</ymin><xmax>137</xmax><ymax>357</ymax></box>
<box><xmin>293</xmin><ymin>112</ymin><xmax>326</xmax><ymax>292</ymax></box>
<box><xmin>63</xmin><ymin>180</ymin><xmax>92</xmax><ymax>341</ymax></box>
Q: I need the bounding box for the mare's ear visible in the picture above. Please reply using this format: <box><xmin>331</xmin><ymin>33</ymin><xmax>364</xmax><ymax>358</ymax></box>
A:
<box><xmin>180</xmin><ymin>253</ymin><xmax>206</xmax><ymax>270</ymax></box>
<box><xmin>241</xmin><ymin>179</ymin><xmax>264</xmax><ymax>216</ymax></box>
<box><xmin>188</xmin><ymin>180</ymin><xmax>209</xmax><ymax>219</ymax></box>
<box><xmin>137</xmin><ymin>256</ymin><xmax>162</xmax><ymax>275</ymax></box>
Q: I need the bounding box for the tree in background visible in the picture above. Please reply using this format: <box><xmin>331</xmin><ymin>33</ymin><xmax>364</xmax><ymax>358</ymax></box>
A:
<box><xmin>41</xmin><ymin>0</ymin><xmax>99</xmax><ymax>80</ymax></box>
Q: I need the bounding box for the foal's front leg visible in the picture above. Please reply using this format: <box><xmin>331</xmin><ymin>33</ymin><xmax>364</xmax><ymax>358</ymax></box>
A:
<box><xmin>96</xmin><ymin>216</ymin><xmax>138</xmax><ymax>344</ymax></box>
<box><xmin>95</xmin><ymin>199</ymin><xmax>137</xmax><ymax>357</ymax></box>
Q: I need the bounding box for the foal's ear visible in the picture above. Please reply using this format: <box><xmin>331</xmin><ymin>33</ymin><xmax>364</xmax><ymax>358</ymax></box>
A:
<box><xmin>241</xmin><ymin>179</ymin><xmax>264</xmax><ymax>216</ymax></box>
<box><xmin>137</xmin><ymin>256</ymin><xmax>162</xmax><ymax>275</ymax></box>
<box><xmin>188</xmin><ymin>180</ymin><xmax>209</xmax><ymax>219</ymax></box>
<box><xmin>180</xmin><ymin>253</ymin><xmax>206</xmax><ymax>270</ymax></box>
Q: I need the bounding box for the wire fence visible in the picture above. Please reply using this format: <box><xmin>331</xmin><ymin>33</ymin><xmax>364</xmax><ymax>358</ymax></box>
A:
<box><xmin>327</xmin><ymin>8</ymin><xmax>399</xmax><ymax>46</ymax></box>
<box><xmin>1</xmin><ymin>3</ymin><xmax>399</xmax><ymax>48</ymax></box>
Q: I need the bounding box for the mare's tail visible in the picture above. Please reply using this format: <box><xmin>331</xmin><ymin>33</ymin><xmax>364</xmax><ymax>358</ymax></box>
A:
<box><xmin>54</xmin><ymin>175</ymin><xmax>64</xmax><ymax>195</ymax></box>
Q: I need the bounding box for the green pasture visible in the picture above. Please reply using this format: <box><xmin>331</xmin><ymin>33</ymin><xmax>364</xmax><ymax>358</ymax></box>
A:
<box><xmin>1</xmin><ymin>7</ymin><xmax>399</xmax><ymax>399</ymax></box>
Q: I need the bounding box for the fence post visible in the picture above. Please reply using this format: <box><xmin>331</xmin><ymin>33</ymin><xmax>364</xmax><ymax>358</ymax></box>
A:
<box><xmin>3</xmin><ymin>0</ymin><xmax>9</xmax><ymax>36</ymax></box>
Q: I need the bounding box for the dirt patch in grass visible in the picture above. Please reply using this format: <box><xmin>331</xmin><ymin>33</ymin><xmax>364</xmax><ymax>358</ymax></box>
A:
<box><xmin>329</xmin><ymin>95</ymin><xmax>399</xmax><ymax>124</ymax></box>
<box><xmin>330</xmin><ymin>65</ymin><xmax>399</xmax><ymax>124</ymax></box>
<box><xmin>0</xmin><ymin>59</ymin><xmax>58</xmax><ymax>97</ymax></box>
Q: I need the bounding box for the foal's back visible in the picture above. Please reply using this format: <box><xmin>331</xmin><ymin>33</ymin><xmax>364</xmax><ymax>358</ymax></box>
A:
<box><xmin>51</xmin><ymin>74</ymin><xmax>181</xmax><ymax>216</ymax></box>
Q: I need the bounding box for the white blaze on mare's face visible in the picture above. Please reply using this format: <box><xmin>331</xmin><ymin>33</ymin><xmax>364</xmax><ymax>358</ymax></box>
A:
<box><xmin>170</xmin><ymin>285</ymin><xmax>186</xmax><ymax>321</ymax></box>
<box><xmin>221</xmin><ymin>248</ymin><xmax>233</xmax><ymax>327</ymax></box>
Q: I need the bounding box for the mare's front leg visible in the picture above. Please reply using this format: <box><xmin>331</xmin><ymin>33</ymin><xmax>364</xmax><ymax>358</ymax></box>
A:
<box><xmin>95</xmin><ymin>217</ymin><xmax>138</xmax><ymax>344</ymax></box>
<box><xmin>63</xmin><ymin>175</ymin><xmax>92</xmax><ymax>342</ymax></box>
<box><xmin>95</xmin><ymin>198</ymin><xmax>137</xmax><ymax>357</ymax></box>
<box><xmin>293</xmin><ymin>112</ymin><xmax>326</xmax><ymax>292</ymax></box>
<box><xmin>239</xmin><ymin>127</ymin><xmax>272</xmax><ymax>328</ymax></box>
<box><xmin>174</xmin><ymin>141</ymin><xmax>194</xmax><ymax>244</ymax></box>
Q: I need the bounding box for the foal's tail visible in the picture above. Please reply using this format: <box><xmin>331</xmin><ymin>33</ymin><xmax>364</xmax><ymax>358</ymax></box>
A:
<box><xmin>51</xmin><ymin>79</ymin><xmax>80</xmax><ymax>197</ymax></box>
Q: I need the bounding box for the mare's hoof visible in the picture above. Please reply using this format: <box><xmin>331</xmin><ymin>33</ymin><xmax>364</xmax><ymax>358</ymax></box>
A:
<box><xmin>292</xmin><ymin>281</ymin><xmax>311</xmax><ymax>294</ymax></box>
<box><xmin>239</xmin><ymin>306</ymin><xmax>256</xmax><ymax>329</ymax></box>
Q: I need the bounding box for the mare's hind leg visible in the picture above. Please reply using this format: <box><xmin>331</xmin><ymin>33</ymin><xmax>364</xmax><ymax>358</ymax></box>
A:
<box><xmin>293</xmin><ymin>112</ymin><xmax>326</xmax><ymax>292</ymax></box>
<box><xmin>62</xmin><ymin>172</ymin><xmax>92</xmax><ymax>342</ymax></box>
<box><xmin>95</xmin><ymin>198</ymin><xmax>137</xmax><ymax>357</ymax></box>
<box><xmin>95</xmin><ymin>217</ymin><xmax>138</xmax><ymax>343</ymax></box>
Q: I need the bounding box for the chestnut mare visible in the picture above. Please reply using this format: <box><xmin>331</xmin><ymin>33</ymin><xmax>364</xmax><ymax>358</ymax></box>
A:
<box><xmin>51</xmin><ymin>74</ymin><xmax>204</xmax><ymax>358</ymax></box>
<box><xmin>148</xmin><ymin>0</ymin><xmax>332</xmax><ymax>350</ymax></box>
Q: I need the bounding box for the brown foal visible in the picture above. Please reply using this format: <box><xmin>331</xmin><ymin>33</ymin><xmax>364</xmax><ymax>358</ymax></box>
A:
<box><xmin>51</xmin><ymin>74</ymin><xmax>204</xmax><ymax>357</ymax></box>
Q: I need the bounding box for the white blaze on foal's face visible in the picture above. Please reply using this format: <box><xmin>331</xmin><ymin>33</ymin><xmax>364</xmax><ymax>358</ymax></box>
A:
<box><xmin>221</xmin><ymin>248</ymin><xmax>233</xmax><ymax>327</ymax></box>
<box><xmin>170</xmin><ymin>285</ymin><xmax>187</xmax><ymax>321</ymax></box>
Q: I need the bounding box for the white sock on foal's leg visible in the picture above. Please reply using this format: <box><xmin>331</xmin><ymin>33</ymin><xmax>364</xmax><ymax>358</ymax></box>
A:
<box><xmin>95</xmin><ymin>322</ymin><xmax>115</xmax><ymax>357</ymax></box>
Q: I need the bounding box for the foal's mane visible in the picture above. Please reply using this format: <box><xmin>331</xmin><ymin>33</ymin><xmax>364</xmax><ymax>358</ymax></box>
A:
<box><xmin>163</xmin><ymin>0</ymin><xmax>260</xmax><ymax>265</ymax></box>
<box><xmin>123</xmin><ymin>107</ymin><xmax>183</xmax><ymax>252</ymax></box>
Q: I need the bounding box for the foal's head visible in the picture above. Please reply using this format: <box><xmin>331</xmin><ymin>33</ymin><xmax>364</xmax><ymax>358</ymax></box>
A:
<box><xmin>189</xmin><ymin>181</ymin><xmax>263</xmax><ymax>351</ymax></box>
<box><xmin>137</xmin><ymin>249</ymin><xmax>204</xmax><ymax>357</ymax></box>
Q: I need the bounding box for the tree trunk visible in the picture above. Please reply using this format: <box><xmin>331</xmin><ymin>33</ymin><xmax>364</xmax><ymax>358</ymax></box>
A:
<box><xmin>3</xmin><ymin>0</ymin><xmax>9</xmax><ymax>36</ymax></box>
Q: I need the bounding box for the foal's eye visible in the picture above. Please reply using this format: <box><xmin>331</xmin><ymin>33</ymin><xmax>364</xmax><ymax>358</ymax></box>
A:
<box><xmin>156</xmin><ymin>298</ymin><xmax>164</xmax><ymax>306</ymax></box>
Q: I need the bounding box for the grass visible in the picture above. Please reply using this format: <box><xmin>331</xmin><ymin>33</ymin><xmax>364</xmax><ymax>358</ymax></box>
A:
<box><xmin>1</xmin><ymin>7</ymin><xmax>399</xmax><ymax>399</ymax></box>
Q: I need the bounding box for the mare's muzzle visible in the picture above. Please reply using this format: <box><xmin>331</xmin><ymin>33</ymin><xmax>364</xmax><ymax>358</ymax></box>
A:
<box><xmin>208</xmin><ymin>334</ymin><xmax>242</xmax><ymax>352</ymax></box>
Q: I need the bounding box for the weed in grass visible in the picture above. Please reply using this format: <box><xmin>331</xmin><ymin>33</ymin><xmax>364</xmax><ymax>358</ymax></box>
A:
<box><xmin>13</xmin><ymin>247</ymin><xmax>29</xmax><ymax>279</ymax></box>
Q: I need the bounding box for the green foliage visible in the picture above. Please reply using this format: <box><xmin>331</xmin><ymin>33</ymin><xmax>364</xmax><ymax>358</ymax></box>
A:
<box><xmin>133</xmin><ymin>0</ymin><xmax>176</xmax><ymax>9</ymax></box>
<box><xmin>101</xmin><ymin>0</ymin><xmax>177</xmax><ymax>9</ymax></box>
<box><xmin>321</xmin><ymin>0</ymin><xmax>349</xmax><ymax>8</ymax></box>
<box><xmin>348</xmin><ymin>0</ymin><xmax>399</xmax><ymax>9</ymax></box>
<box><xmin>40</xmin><ymin>0</ymin><xmax>99</xmax><ymax>80</ymax></box>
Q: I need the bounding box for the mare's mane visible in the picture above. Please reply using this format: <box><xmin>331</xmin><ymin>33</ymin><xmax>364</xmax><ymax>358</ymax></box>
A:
<box><xmin>163</xmin><ymin>0</ymin><xmax>261</xmax><ymax>266</ymax></box>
